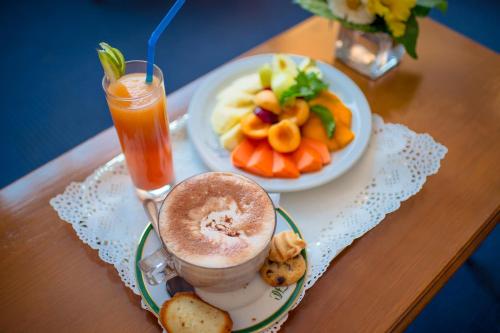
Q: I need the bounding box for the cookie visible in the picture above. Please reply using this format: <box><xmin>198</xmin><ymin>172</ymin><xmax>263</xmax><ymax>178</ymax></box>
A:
<box><xmin>159</xmin><ymin>292</ymin><xmax>232</xmax><ymax>333</ymax></box>
<box><xmin>268</xmin><ymin>231</ymin><xmax>307</xmax><ymax>263</ymax></box>
<box><xmin>260</xmin><ymin>255</ymin><xmax>306</xmax><ymax>287</ymax></box>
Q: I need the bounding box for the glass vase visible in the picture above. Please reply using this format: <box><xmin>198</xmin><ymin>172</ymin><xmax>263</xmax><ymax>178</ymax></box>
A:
<box><xmin>335</xmin><ymin>26</ymin><xmax>404</xmax><ymax>79</ymax></box>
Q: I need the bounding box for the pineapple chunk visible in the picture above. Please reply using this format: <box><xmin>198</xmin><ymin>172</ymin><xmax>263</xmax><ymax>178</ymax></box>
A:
<box><xmin>230</xmin><ymin>73</ymin><xmax>263</xmax><ymax>94</ymax></box>
<box><xmin>220</xmin><ymin>90</ymin><xmax>254</xmax><ymax>108</ymax></box>
<box><xmin>219</xmin><ymin>123</ymin><xmax>244</xmax><ymax>151</ymax></box>
<box><xmin>211</xmin><ymin>103</ymin><xmax>253</xmax><ymax>134</ymax></box>
<box><xmin>272</xmin><ymin>54</ymin><xmax>298</xmax><ymax>77</ymax></box>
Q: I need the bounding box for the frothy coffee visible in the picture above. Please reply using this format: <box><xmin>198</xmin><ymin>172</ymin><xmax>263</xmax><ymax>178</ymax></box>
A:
<box><xmin>159</xmin><ymin>173</ymin><xmax>275</xmax><ymax>268</ymax></box>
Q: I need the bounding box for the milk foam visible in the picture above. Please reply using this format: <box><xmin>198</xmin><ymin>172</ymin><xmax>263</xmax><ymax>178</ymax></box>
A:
<box><xmin>159</xmin><ymin>173</ymin><xmax>275</xmax><ymax>268</ymax></box>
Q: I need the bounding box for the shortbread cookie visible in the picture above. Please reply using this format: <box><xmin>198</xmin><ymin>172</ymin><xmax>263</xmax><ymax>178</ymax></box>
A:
<box><xmin>260</xmin><ymin>255</ymin><xmax>306</xmax><ymax>287</ymax></box>
<box><xmin>268</xmin><ymin>231</ymin><xmax>306</xmax><ymax>263</ymax></box>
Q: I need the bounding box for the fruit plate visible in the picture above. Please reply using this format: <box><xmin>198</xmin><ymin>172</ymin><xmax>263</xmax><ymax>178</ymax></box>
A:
<box><xmin>187</xmin><ymin>53</ymin><xmax>372</xmax><ymax>192</ymax></box>
<box><xmin>135</xmin><ymin>208</ymin><xmax>307</xmax><ymax>333</ymax></box>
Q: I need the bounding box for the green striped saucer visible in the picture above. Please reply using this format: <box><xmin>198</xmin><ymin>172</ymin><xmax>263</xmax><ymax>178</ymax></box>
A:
<box><xmin>135</xmin><ymin>207</ymin><xmax>307</xmax><ymax>332</ymax></box>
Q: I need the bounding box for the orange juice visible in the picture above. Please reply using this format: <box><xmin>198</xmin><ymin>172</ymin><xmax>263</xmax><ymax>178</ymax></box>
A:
<box><xmin>106</xmin><ymin>72</ymin><xmax>174</xmax><ymax>192</ymax></box>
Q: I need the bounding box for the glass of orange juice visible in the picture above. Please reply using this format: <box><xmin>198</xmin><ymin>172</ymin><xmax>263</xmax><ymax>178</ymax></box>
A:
<box><xmin>102</xmin><ymin>60</ymin><xmax>174</xmax><ymax>201</ymax></box>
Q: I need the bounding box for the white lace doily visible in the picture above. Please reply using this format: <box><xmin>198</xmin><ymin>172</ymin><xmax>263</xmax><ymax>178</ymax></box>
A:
<box><xmin>50</xmin><ymin>114</ymin><xmax>446</xmax><ymax>332</ymax></box>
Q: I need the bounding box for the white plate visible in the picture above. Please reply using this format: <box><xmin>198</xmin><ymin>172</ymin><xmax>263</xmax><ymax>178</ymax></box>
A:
<box><xmin>187</xmin><ymin>53</ymin><xmax>372</xmax><ymax>192</ymax></box>
<box><xmin>135</xmin><ymin>208</ymin><xmax>307</xmax><ymax>333</ymax></box>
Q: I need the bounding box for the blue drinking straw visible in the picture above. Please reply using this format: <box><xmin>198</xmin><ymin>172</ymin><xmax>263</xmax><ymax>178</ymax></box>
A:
<box><xmin>146</xmin><ymin>0</ymin><xmax>185</xmax><ymax>84</ymax></box>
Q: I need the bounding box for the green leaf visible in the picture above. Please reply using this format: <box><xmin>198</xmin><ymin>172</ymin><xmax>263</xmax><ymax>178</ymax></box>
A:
<box><xmin>396</xmin><ymin>13</ymin><xmax>419</xmax><ymax>59</ymax></box>
<box><xmin>293</xmin><ymin>0</ymin><xmax>334</xmax><ymax>19</ymax></box>
<box><xmin>279</xmin><ymin>88</ymin><xmax>300</xmax><ymax>106</ymax></box>
<box><xmin>335</xmin><ymin>17</ymin><xmax>381</xmax><ymax>33</ymax></box>
<box><xmin>311</xmin><ymin>105</ymin><xmax>336</xmax><ymax>138</ymax></box>
<box><xmin>279</xmin><ymin>71</ymin><xmax>328</xmax><ymax>106</ymax></box>
<box><xmin>413</xmin><ymin>5</ymin><xmax>431</xmax><ymax>17</ymax></box>
<box><xmin>417</xmin><ymin>0</ymin><xmax>448</xmax><ymax>12</ymax></box>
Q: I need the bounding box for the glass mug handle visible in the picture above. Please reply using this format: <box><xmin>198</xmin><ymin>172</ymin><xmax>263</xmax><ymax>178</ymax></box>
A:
<box><xmin>139</xmin><ymin>199</ymin><xmax>178</xmax><ymax>286</ymax></box>
<box><xmin>268</xmin><ymin>193</ymin><xmax>281</xmax><ymax>208</ymax></box>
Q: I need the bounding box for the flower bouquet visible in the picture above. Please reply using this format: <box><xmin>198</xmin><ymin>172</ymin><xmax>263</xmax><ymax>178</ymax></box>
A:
<box><xmin>295</xmin><ymin>0</ymin><xmax>447</xmax><ymax>78</ymax></box>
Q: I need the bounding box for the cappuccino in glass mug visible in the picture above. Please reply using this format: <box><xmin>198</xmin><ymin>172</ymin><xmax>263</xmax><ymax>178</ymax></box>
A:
<box><xmin>158</xmin><ymin>172</ymin><xmax>276</xmax><ymax>291</ymax></box>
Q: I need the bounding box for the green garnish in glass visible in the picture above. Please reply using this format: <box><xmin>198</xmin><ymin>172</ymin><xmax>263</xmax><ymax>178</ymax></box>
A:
<box><xmin>97</xmin><ymin>42</ymin><xmax>125</xmax><ymax>81</ymax></box>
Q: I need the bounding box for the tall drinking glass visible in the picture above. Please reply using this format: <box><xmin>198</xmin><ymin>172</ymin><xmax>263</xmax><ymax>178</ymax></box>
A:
<box><xmin>102</xmin><ymin>60</ymin><xmax>174</xmax><ymax>201</ymax></box>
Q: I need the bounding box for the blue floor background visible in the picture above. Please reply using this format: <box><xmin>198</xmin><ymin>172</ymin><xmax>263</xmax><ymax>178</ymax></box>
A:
<box><xmin>1</xmin><ymin>1</ymin><xmax>498</xmax><ymax>332</ymax></box>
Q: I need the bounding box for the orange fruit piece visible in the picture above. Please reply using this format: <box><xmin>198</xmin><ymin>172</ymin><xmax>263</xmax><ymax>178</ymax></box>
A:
<box><xmin>268</xmin><ymin>119</ymin><xmax>301</xmax><ymax>153</ymax></box>
<box><xmin>301</xmin><ymin>115</ymin><xmax>340</xmax><ymax>151</ymax></box>
<box><xmin>241</xmin><ymin>114</ymin><xmax>271</xmax><ymax>139</ymax></box>
<box><xmin>231</xmin><ymin>139</ymin><xmax>256</xmax><ymax>168</ymax></box>
<box><xmin>272</xmin><ymin>151</ymin><xmax>300</xmax><ymax>178</ymax></box>
<box><xmin>292</xmin><ymin>143</ymin><xmax>323</xmax><ymax>173</ymax></box>
<box><xmin>107</xmin><ymin>81</ymin><xmax>132</xmax><ymax>107</ymax></box>
<box><xmin>279</xmin><ymin>99</ymin><xmax>310</xmax><ymax>126</ymax></box>
<box><xmin>245</xmin><ymin>141</ymin><xmax>274</xmax><ymax>177</ymax></box>
<box><xmin>108</xmin><ymin>81</ymin><xmax>131</xmax><ymax>98</ymax></box>
<box><xmin>333</xmin><ymin>124</ymin><xmax>355</xmax><ymax>149</ymax></box>
<box><xmin>333</xmin><ymin>124</ymin><xmax>354</xmax><ymax>149</ymax></box>
<box><xmin>301</xmin><ymin>137</ymin><xmax>331</xmax><ymax>165</ymax></box>
<box><xmin>309</xmin><ymin>90</ymin><xmax>352</xmax><ymax>127</ymax></box>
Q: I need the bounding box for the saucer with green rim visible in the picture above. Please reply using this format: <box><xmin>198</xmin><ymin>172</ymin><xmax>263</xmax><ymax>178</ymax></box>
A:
<box><xmin>135</xmin><ymin>207</ymin><xmax>307</xmax><ymax>333</ymax></box>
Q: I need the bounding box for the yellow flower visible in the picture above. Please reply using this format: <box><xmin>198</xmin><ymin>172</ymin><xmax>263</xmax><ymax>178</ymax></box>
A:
<box><xmin>367</xmin><ymin>0</ymin><xmax>417</xmax><ymax>37</ymax></box>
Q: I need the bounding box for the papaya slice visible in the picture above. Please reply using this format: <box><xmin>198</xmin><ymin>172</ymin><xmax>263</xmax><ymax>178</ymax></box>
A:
<box><xmin>301</xmin><ymin>137</ymin><xmax>331</xmax><ymax>165</ymax></box>
<box><xmin>231</xmin><ymin>139</ymin><xmax>256</xmax><ymax>168</ymax></box>
<box><xmin>272</xmin><ymin>151</ymin><xmax>300</xmax><ymax>178</ymax></box>
<box><xmin>245</xmin><ymin>141</ymin><xmax>274</xmax><ymax>177</ymax></box>
<box><xmin>292</xmin><ymin>143</ymin><xmax>323</xmax><ymax>173</ymax></box>
<box><xmin>333</xmin><ymin>124</ymin><xmax>355</xmax><ymax>149</ymax></box>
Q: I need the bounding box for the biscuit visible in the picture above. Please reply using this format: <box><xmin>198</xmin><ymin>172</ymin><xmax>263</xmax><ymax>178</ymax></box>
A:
<box><xmin>268</xmin><ymin>231</ymin><xmax>307</xmax><ymax>263</ymax></box>
<box><xmin>159</xmin><ymin>292</ymin><xmax>232</xmax><ymax>333</ymax></box>
<box><xmin>260</xmin><ymin>255</ymin><xmax>306</xmax><ymax>287</ymax></box>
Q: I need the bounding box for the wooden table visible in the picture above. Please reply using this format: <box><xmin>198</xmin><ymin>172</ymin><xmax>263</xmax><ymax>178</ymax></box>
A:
<box><xmin>1</xmin><ymin>17</ymin><xmax>499</xmax><ymax>332</ymax></box>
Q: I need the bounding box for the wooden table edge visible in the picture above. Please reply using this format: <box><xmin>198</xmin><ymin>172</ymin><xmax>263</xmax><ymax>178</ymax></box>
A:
<box><xmin>391</xmin><ymin>206</ymin><xmax>500</xmax><ymax>332</ymax></box>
